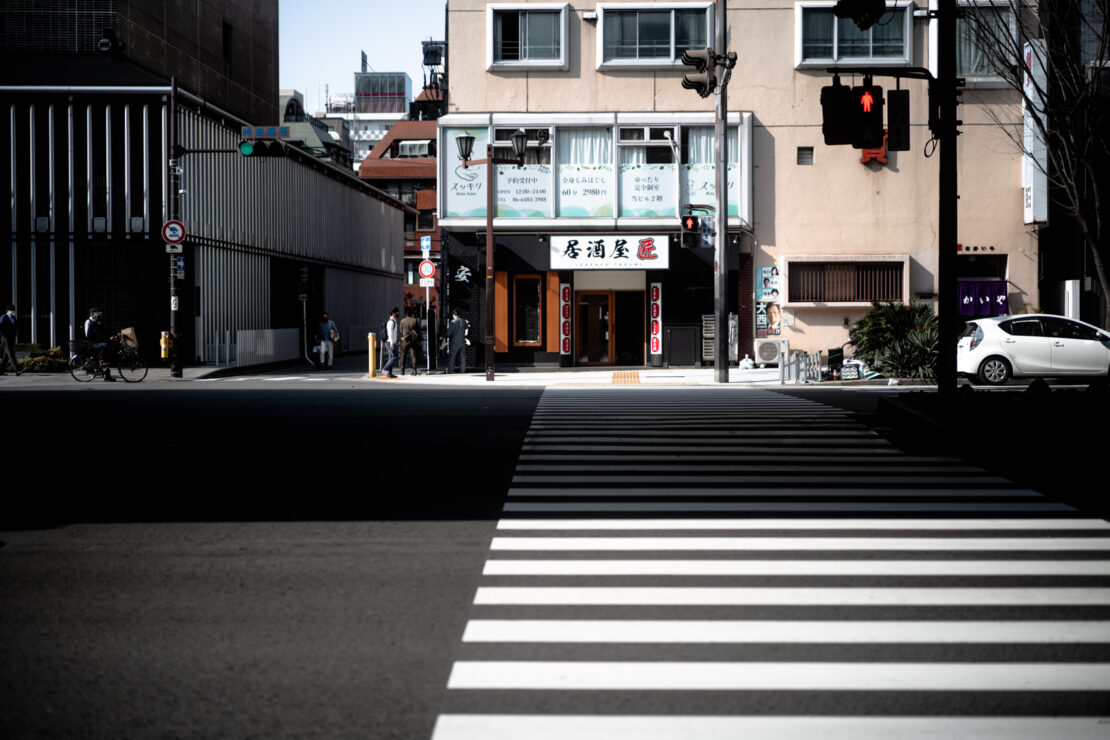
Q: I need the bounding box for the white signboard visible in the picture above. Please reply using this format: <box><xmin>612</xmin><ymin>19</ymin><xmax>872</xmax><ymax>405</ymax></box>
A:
<box><xmin>1023</xmin><ymin>40</ymin><xmax>1048</xmax><ymax>224</ymax></box>
<box><xmin>443</xmin><ymin>127</ymin><xmax>488</xmax><ymax>218</ymax></box>
<box><xmin>496</xmin><ymin>164</ymin><xmax>551</xmax><ymax>217</ymax></box>
<box><xmin>619</xmin><ymin>164</ymin><xmax>677</xmax><ymax>217</ymax></box>
<box><xmin>550</xmin><ymin>235</ymin><xmax>669</xmax><ymax>270</ymax></box>
<box><xmin>558</xmin><ymin>165</ymin><xmax>615</xmax><ymax>217</ymax></box>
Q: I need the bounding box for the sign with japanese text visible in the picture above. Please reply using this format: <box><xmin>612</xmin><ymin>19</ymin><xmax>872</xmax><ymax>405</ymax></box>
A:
<box><xmin>756</xmin><ymin>265</ymin><xmax>782</xmax><ymax>337</ymax></box>
<box><xmin>1023</xmin><ymin>40</ymin><xmax>1048</xmax><ymax>224</ymax></box>
<box><xmin>681</xmin><ymin>164</ymin><xmax>743</xmax><ymax>217</ymax></box>
<box><xmin>550</xmin><ymin>235</ymin><xmax>669</xmax><ymax>270</ymax></box>
<box><xmin>496</xmin><ymin>164</ymin><xmax>552</xmax><ymax>217</ymax></box>
<box><xmin>443</xmin><ymin>127</ymin><xmax>489</xmax><ymax>218</ymax></box>
<box><xmin>559</xmin><ymin>283</ymin><xmax>572</xmax><ymax>355</ymax></box>
<box><xmin>650</xmin><ymin>282</ymin><xmax>663</xmax><ymax>356</ymax></box>
<box><xmin>240</xmin><ymin>126</ymin><xmax>291</xmax><ymax>139</ymax></box>
<box><xmin>619</xmin><ymin>164</ymin><xmax>677</xmax><ymax>217</ymax></box>
<box><xmin>558</xmin><ymin>165</ymin><xmax>615</xmax><ymax>217</ymax></box>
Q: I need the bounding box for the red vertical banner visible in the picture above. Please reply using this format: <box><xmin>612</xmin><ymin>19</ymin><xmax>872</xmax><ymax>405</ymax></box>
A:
<box><xmin>650</xmin><ymin>282</ymin><xmax>663</xmax><ymax>357</ymax></box>
<box><xmin>559</xmin><ymin>283</ymin><xmax>572</xmax><ymax>356</ymax></box>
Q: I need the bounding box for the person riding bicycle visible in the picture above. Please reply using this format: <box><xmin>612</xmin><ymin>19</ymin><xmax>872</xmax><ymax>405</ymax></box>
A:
<box><xmin>84</xmin><ymin>309</ymin><xmax>117</xmax><ymax>382</ymax></box>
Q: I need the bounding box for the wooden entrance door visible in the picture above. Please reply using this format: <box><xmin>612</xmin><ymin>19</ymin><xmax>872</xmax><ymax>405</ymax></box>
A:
<box><xmin>576</xmin><ymin>292</ymin><xmax>613</xmax><ymax>365</ymax></box>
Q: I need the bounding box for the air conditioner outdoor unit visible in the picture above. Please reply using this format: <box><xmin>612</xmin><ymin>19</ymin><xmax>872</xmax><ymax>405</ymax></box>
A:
<box><xmin>754</xmin><ymin>338</ymin><xmax>785</xmax><ymax>366</ymax></box>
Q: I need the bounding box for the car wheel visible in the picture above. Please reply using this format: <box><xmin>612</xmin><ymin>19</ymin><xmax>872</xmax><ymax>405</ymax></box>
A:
<box><xmin>977</xmin><ymin>356</ymin><xmax>1012</xmax><ymax>386</ymax></box>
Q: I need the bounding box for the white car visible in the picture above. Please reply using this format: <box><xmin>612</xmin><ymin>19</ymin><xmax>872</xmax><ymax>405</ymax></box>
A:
<box><xmin>957</xmin><ymin>314</ymin><xmax>1110</xmax><ymax>385</ymax></box>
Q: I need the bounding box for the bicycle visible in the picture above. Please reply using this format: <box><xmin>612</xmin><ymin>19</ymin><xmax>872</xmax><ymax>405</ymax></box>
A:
<box><xmin>69</xmin><ymin>330</ymin><xmax>148</xmax><ymax>383</ymax></box>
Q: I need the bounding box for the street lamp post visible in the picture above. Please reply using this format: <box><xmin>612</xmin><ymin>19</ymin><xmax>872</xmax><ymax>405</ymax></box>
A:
<box><xmin>455</xmin><ymin>129</ymin><xmax>527</xmax><ymax>382</ymax></box>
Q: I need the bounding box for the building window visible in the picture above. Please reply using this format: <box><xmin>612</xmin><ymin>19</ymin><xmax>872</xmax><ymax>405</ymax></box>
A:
<box><xmin>488</xmin><ymin>4</ymin><xmax>569</xmax><ymax>70</ymax></box>
<box><xmin>513</xmin><ymin>275</ymin><xmax>543</xmax><ymax>345</ymax></box>
<box><xmin>956</xmin><ymin>2</ymin><xmax>1012</xmax><ymax>78</ymax></box>
<box><xmin>598</xmin><ymin>3</ymin><xmax>712</xmax><ymax>67</ymax></box>
<box><xmin>618</xmin><ymin>126</ymin><xmax>677</xmax><ymax>217</ymax></box>
<box><xmin>796</xmin><ymin>2</ymin><xmax>910</xmax><ymax>67</ymax></box>
<box><xmin>788</xmin><ymin>261</ymin><xmax>904</xmax><ymax>302</ymax></box>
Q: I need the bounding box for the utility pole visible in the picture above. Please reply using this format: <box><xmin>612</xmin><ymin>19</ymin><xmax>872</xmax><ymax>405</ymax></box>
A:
<box><xmin>713</xmin><ymin>0</ymin><xmax>729</xmax><ymax>384</ymax></box>
<box><xmin>681</xmin><ymin>2</ymin><xmax>737</xmax><ymax>383</ymax></box>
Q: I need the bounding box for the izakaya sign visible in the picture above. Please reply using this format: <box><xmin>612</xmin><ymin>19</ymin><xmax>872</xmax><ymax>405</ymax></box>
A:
<box><xmin>550</xmin><ymin>235</ymin><xmax>669</xmax><ymax>270</ymax></box>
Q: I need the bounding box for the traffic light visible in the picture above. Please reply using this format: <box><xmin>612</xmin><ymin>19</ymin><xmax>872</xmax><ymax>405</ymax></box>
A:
<box><xmin>820</xmin><ymin>77</ymin><xmax>854</xmax><ymax>146</ymax></box>
<box><xmin>238</xmin><ymin>139</ymin><xmax>286</xmax><ymax>157</ymax></box>
<box><xmin>851</xmin><ymin>84</ymin><xmax>884</xmax><ymax>149</ymax></box>
<box><xmin>887</xmin><ymin>88</ymin><xmax>910</xmax><ymax>151</ymax></box>
<box><xmin>681</xmin><ymin>214</ymin><xmax>701</xmax><ymax>248</ymax></box>
<box><xmin>680</xmin><ymin>48</ymin><xmax>717</xmax><ymax>98</ymax></box>
<box><xmin>833</xmin><ymin>0</ymin><xmax>888</xmax><ymax>31</ymax></box>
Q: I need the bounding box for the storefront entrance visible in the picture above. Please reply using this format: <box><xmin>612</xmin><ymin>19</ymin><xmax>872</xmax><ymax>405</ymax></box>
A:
<box><xmin>576</xmin><ymin>292</ymin><xmax>611</xmax><ymax>365</ymax></box>
<box><xmin>575</xmin><ymin>290</ymin><xmax>645</xmax><ymax>366</ymax></box>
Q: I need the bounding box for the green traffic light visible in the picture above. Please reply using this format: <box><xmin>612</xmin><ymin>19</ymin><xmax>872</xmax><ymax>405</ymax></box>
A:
<box><xmin>238</xmin><ymin>140</ymin><xmax>255</xmax><ymax>156</ymax></box>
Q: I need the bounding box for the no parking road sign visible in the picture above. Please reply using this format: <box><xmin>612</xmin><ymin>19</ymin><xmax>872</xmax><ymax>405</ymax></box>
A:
<box><xmin>162</xmin><ymin>220</ymin><xmax>186</xmax><ymax>252</ymax></box>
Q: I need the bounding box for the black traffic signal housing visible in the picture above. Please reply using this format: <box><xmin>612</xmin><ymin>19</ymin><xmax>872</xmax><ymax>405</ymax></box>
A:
<box><xmin>851</xmin><ymin>84</ymin><xmax>884</xmax><ymax>149</ymax></box>
<box><xmin>680</xmin><ymin>48</ymin><xmax>717</xmax><ymax>98</ymax></box>
<box><xmin>681</xmin><ymin>214</ymin><xmax>701</xmax><ymax>248</ymax></box>
<box><xmin>886</xmin><ymin>88</ymin><xmax>910</xmax><ymax>151</ymax></box>
<box><xmin>821</xmin><ymin>77</ymin><xmax>854</xmax><ymax>146</ymax></box>
<box><xmin>833</xmin><ymin>0</ymin><xmax>889</xmax><ymax>31</ymax></box>
<box><xmin>238</xmin><ymin>139</ymin><xmax>286</xmax><ymax>157</ymax></box>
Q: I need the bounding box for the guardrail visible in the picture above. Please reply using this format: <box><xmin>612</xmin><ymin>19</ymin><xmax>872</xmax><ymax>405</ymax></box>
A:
<box><xmin>780</xmin><ymin>349</ymin><xmax>823</xmax><ymax>384</ymax></box>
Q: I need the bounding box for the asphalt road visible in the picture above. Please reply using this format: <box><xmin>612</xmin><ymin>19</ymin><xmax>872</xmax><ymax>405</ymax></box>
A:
<box><xmin>3</xmin><ymin>383</ymin><xmax>541</xmax><ymax>740</ymax></box>
<box><xmin>3</xmin><ymin>378</ymin><xmax>1107</xmax><ymax>739</ymax></box>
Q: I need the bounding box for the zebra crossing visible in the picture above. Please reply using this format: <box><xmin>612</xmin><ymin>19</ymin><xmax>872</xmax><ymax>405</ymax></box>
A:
<box><xmin>431</xmin><ymin>387</ymin><xmax>1110</xmax><ymax>739</ymax></box>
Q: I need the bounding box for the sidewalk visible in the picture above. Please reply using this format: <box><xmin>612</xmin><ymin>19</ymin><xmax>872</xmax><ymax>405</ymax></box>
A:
<box><xmin>2</xmin><ymin>351</ymin><xmax>915</xmax><ymax>389</ymax></box>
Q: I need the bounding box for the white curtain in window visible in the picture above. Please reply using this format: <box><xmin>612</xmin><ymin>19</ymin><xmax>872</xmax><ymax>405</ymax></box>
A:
<box><xmin>559</xmin><ymin>128</ymin><xmax>611</xmax><ymax>165</ymax></box>
<box><xmin>686</xmin><ymin>127</ymin><xmax>739</xmax><ymax>164</ymax></box>
<box><xmin>957</xmin><ymin>7</ymin><xmax>1005</xmax><ymax>75</ymax></box>
<box><xmin>619</xmin><ymin>145</ymin><xmax>647</xmax><ymax>165</ymax></box>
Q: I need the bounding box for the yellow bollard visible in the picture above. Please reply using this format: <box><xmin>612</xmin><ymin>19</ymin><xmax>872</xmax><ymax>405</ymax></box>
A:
<box><xmin>368</xmin><ymin>332</ymin><xmax>377</xmax><ymax>377</ymax></box>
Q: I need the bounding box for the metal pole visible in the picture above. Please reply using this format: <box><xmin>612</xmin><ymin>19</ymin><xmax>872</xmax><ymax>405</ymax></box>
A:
<box><xmin>485</xmin><ymin>145</ymin><xmax>496</xmax><ymax>381</ymax></box>
<box><xmin>168</xmin><ymin>76</ymin><xmax>182</xmax><ymax>377</ymax></box>
<box><xmin>713</xmin><ymin>0</ymin><xmax>729</xmax><ymax>383</ymax></box>
<box><xmin>937</xmin><ymin>0</ymin><xmax>957</xmax><ymax>396</ymax></box>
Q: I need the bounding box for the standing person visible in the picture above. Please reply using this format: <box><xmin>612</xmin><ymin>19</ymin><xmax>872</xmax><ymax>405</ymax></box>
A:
<box><xmin>398</xmin><ymin>307</ymin><xmax>421</xmax><ymax>376</ymax></box>
<box><xmin>0</xmin><ymin>305</ymin><xmax>20</xmax><ymax>376</ymax></box>
<box><xmin>317</xmin><ymin>312</ymin><xmax>339</xmax><ymax>370</ymax></box>
<box><xmin>381</xmin><ymin>306</ymin><xmax>400</xmax><ymax>379</ymax></box>
<box><xmin>446</xmin><ymin>308</ymin><xmax>468</xmax><ymax>374</ymax></box>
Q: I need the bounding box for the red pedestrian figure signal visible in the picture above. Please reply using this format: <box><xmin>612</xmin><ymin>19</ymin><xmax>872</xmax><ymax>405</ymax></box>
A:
<box><xmin>860</xmin><ymin>90</ymin><xmax>874</xmax><ymax>113</ymax></box>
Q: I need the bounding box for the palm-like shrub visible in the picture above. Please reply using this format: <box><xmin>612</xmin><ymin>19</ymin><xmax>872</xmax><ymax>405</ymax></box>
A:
<box><xmin>849</xmin><ymin>302</ymin><xmax>939</xmax><ymax>380</ymax></box>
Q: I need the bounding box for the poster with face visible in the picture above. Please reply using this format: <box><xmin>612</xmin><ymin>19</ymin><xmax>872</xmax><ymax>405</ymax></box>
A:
<box><xmin>756</xmin><ymin>265</ymin><xmax>781</xmax><ymax>337</ymax></box>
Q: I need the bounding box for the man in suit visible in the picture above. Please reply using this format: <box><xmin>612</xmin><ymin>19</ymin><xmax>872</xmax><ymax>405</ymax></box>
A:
<box><xmin>446</xmin><ymin>308</ymin><xmax>468</xmax><ymax>374</ymax></box>
<box><xmin>398</xmin><ymin>307</ymin><xmax>421</xmax><ymax>376</ymax></box>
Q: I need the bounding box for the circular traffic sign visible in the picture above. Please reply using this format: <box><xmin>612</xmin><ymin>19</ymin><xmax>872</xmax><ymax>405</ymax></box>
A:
<box><xmin>162</xmin><ymin>220</ymin><xmax>186</xmax><ymax>244</ymax></box>
<box><xmin>418</xmin><ymin>260</ymin><xmax>435</xmax><ymax>279</ymax></box>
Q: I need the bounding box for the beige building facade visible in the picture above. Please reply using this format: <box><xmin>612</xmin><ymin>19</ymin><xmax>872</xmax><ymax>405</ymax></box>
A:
<box><xmin>438</xmin><ymin>0</ymin><xmax>1035</xmax><ymax>366</ymax></box>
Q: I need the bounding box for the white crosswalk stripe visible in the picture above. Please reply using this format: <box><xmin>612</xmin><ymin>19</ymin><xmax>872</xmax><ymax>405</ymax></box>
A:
<box><xmin>431</xmin><ymin>388</ymin><xmax>1110</xmax><ymax>740</ymax></box>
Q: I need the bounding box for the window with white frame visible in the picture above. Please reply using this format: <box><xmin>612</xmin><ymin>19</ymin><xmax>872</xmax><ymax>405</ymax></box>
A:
<box><xmin>599</xmin><ymin>3</ymin><xmax>711</xmax><ymax>66</ymax></box>
<box><xmin>956</xmin><ymin>2</ymin><xmax>1012</xmax><ymax>77</ymax></box>
<box><xmin>796</xmin><ymin>1</ymin><xmax>910</xmax><ymax>66</ymax></box>
<box><xmin>488</xmin><ymin>4</ymin><xmax>569</xmax><ymax>69</ymax></box>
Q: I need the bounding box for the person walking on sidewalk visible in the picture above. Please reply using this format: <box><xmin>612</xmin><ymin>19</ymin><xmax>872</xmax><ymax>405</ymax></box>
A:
<box><xmin>382</xmin><ymin>306</ymin><xmax>400</xmax><ymax>379</ymax></box>
<box><xmin>0</xmin><ymin>304</ymin><xmax>20</xmax><ymax>376</ymax></box>
<box><xmin>398</xmin><ymin>307</ymin><xmax>421</xmax><ymax>376</ymax></box>
<box><xmin>446</xmin><ymin>308</ymin><xmax>468</xmax><ymax>374</ymax></box>
<box><xmin>318</xmin><ymin>312</ymin><xmax>339</xmax><ymax>370</ymax></box>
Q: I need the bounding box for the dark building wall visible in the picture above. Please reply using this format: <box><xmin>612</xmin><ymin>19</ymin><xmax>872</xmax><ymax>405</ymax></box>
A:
<box><xmin>0</xmin><ymin>0</ymin><xmax>278</xmax><ymax>125</ymax></box>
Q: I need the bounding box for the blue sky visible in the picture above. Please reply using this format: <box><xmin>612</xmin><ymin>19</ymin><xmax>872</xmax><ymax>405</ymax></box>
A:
<box><xmin>279</xmin><ymin>0</ymin><xmax>449</xmax><ymax>114</ymax></box>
